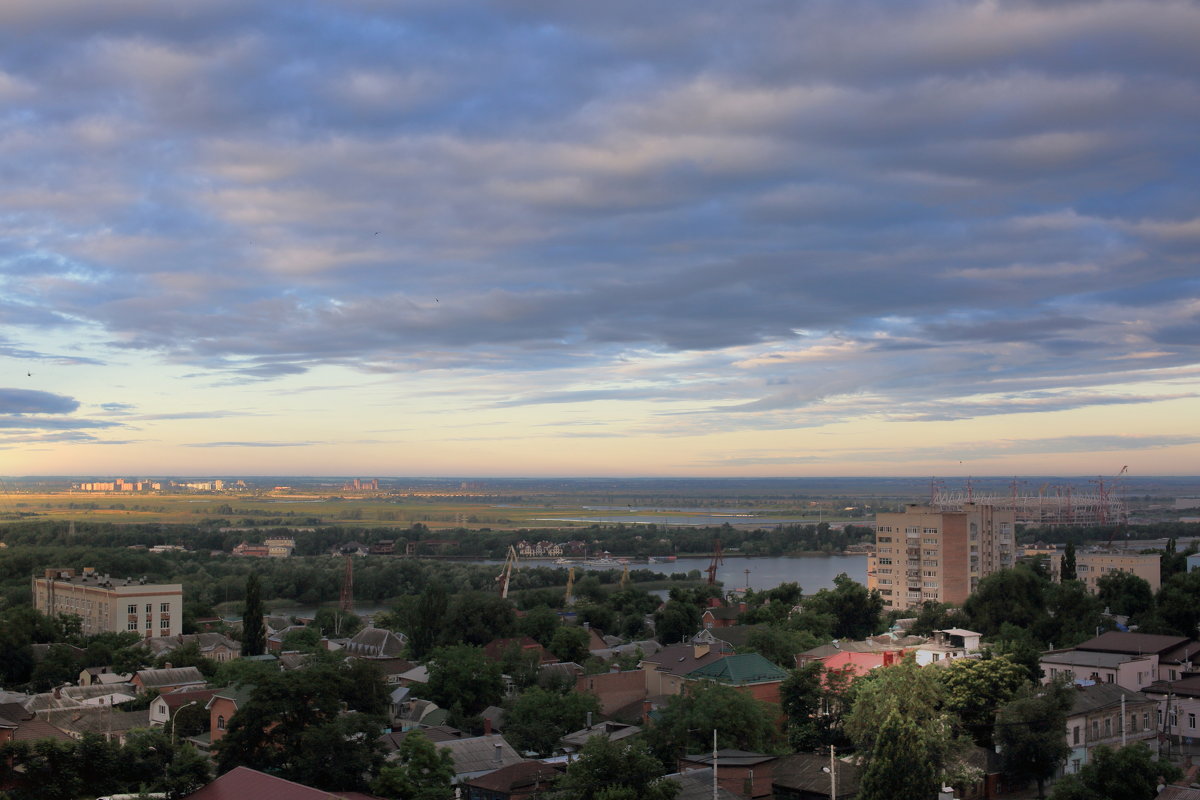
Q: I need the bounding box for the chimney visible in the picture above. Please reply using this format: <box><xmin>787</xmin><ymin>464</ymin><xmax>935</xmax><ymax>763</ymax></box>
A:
<box><xmin>586</xmin><ymin>711</ymin><xmax>593</xmax><ymax>729</ymax></box>
<box><xmin>53</xmin><ymin>686</ymin><xmax>61</xmax><ymax>699</ymax></box>
<box><xmin>164</xmin><ymin>662</ymin><xmax>172</xmax><ymax>670</ymax></box>
<box><xmin>483</xmin><ymin>717</ymin><xmax>492</xmax><ymax>735</ymax></box>
<box><xmin>493</xmin><ymin>743</ymin><xmax>503</xmax><ymax>764</ymax></box>
<box><xmin>738</xmin><ymin>602</ymin><xmax>747</xmax><ymax>613</ymax></box>
<box><xmin>642</xmin><ymin>700</ymin><xmax>652</xmax><ymax>724</ymax></box>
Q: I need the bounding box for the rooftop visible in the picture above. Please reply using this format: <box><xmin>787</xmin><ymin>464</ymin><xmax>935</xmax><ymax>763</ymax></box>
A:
<box><xmin>687</xmin><ymin>653</ymin><xmax>789</xmax><ymax>685</ymax></box>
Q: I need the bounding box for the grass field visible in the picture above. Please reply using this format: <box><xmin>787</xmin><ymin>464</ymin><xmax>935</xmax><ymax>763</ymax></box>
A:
<box><xmin>0</xmin><ymin>491</ymin><xmax>833</xmax><ymax>530</ymax></box>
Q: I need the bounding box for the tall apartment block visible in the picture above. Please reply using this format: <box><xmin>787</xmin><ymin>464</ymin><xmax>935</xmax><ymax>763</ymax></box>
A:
<box><xmin>868</xmin><ymin>503</ymin><xmax>1016</xmax><ymax>610</ymax></box>
<box><xmin>32</xmin><ymin>568</ymin><xmax>183</xmax><ymax>638</ymax></box>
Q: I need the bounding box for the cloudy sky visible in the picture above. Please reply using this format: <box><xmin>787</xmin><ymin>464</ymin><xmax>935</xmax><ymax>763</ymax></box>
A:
<box><xmin>2</xmin><ymin>0</ymin><xmax>1198</xmax><ymax>478</ymax></box>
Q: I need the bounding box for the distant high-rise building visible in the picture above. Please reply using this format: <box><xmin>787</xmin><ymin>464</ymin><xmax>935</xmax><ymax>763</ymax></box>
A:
<box><xmin>868</xmin><ymin>503</ymin><xmax>1016</xmax><ymax>610</ymax></box>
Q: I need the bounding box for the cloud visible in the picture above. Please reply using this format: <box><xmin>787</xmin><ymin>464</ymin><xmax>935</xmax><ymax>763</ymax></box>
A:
<box><xmin>183</xmin><ymin>440</ymin><xmax>320</xmax><ymax>448</ymax></box>
<box><xmin>0</xmin><ymin>0</ymin><xmax>1198</xmax><ymax>459</ymax></box>
<box><xmin>0</xmin><ymin>388</ymin><xmax>80</xmax><ymax>414</ymax></box>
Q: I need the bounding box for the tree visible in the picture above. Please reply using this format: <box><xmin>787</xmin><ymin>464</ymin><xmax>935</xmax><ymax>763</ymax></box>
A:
<box><xmin>781</xmin><ymin>661</ymin><xmax>842</xmax><ymax>752</ymax></box>
<box><xmin>372</xmin><ymin>731</ymin><xmax>455</xmax><ymax>800</ymax></box>
<box><xmin>857</xmin><ymin>709</ymin><xmax>942</xmax><ymax>800</ymax></box>
<box><xmin>1060</xmin><ymin>542</ymin><xmax>1077</xmax><ymax>582</ymax></box>
<box><xmin>746</xmin><ymin>625</ymin><xmax>819</xmax><ymax>668</ymax></box>
<box><xmin>1096</xmin><ymin>571</ymin><xmax>1153</xmax><ymax>619</ymax></box>
<box><xmin>505</xmin><ymin>687</ymin><xmax>600</xmax><ymax>756</ymax></box>
<box><xmin>993</xmin><ymin>680</ymin><xmax>1073</xmax><ymax>799</ymax></box>
<box><xmin>241</xmin><ymin>573</ymin><xmax>266</xmax><ymax>657</ymax></box>
<box><xmin>517</xmin><ymin>604</ymin><xmax>560</xmax><ymax>647</ymax></box>
<box><xmin>550</xmin><ymin>626</ymin><xmax>590</xmax><ymax>664</ymax></box>
<box><xmin>408</xmin><ymin>583</ymin><xmax>448</xmax><ymax>658</ymax></box>
<box><xmin>647</xmin><ymin>681</ymin><xmax>779</xmax><ymax>763</ymax></box>
<box><xmin>163</xmin><ymin>743</ymin><xmax>212</xmax><ymax>799</ymax></box>
<box><xmin>1152</xmin><ymin>570</ymin><xmax>1200</xmax><ymax>637</ymax></box>
<box><xmin>845</xmin><ymin>657</ymin><xmax>946</xmax><ymax>758</ymax></box>
<box><xmin>653</xmin><ymin>600</ymin><xmax>700</xmax><ymax>645</ymax></box>
<box><xmin>442</xmin><ymin>592</ymin><xmax>516</xmax><ymax>646</ymax></box>
<box><xmin>552</xmin><ymin>736</ymin><xmax>678</xmax><ymax>800</ymax></box>
<box><xmin>1048</xmin><ymin>743</ymin><xmax>1180</xmax><ymax>800</ymax></box>
<box><xmin>802</xmin><ymin>574</ymin><xmax>883</xmax><ymax>639</ymax></box>
<box><xmin>939</xmin><ymin>655</ymin><xmax>1029</xmax><ymax>747</ymax></box>
<box><xmin>1035</xmin><ymin>580</ymin><xmax>1104</xmax><ymax>649</ymax></box>
<box><xmin>425</xmin><ymin>645</ymin><xmax>504</xmax><ymax>722</ymax></box>
<box><xmin>963</xmin><ymin>566</ymin><xmax>1047</xmax><ymax>638</ymax></box>
<box><xmin>214</xmin><ymin>662</ymin><xmax>386</xmax><ymax>791</ymax></box>
<box><xmin>313</xmin><ymin>607</ymin><xmax>363</xmax><ymax>638</ymax></box>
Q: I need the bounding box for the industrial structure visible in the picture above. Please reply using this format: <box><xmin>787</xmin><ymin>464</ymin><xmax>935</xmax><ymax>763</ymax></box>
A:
<box><xmin>928</xmin><ymin>472</ymin><xmax>1127</xmax><ymax>528</ymax></box>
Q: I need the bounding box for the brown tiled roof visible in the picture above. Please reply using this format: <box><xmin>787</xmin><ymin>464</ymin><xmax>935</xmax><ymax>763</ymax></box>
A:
<box><xmin>1076</xmin><ymin>632</ymin><xmax>1192</xmax><ymax>657</ymax></box>
<box><xmin>181</xmin><ymin>766</ymin><xmax>386</xmax><ymax>799</ymax></box>
<box><xmin>641</xmin><ymin>644</ymin><xmax>729</xmax><ymax>676</ymax></box>
<box><xmin>463</xmin><ymin>760</ymin><xmax>563</xmax><ymax>793</ymax></box>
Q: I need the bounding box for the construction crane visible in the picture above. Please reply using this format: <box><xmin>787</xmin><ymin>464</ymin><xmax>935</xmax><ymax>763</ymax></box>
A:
<box><xmin>496</xmin><ymin>545</ymin><xmax>518</xmax><ymax>599</ymax></box>
<box><xmin>1104</xmin><ymin>466</ymin><xmax>1130</xmax><ymax>549</ymax></box>
<box><xmin>706</xmin><ymin>538</ymin><xmax>724</xmax><ymax>586</ymax></box>
<box><xmin>619</xmin><ymin>562</ymin><xmax>629</xmax><ymax>590</ymax></box>
<box><xmin>564</xmin><ymin>566</ymin><xmax>576</xmax><ymax>606</ymax></box>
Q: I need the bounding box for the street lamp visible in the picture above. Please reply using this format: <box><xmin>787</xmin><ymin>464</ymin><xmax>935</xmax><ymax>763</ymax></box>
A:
<box><xmin>171</xmin><ymin>700</ymin><xmax>198</xmax><ymax>745</ymax></box>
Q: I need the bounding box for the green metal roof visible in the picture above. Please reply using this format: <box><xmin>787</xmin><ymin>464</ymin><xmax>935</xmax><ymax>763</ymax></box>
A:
<box><xmin>687</xmin><ymin>653</ymin><xmax>788</xmax><ymax>685</ymax></box>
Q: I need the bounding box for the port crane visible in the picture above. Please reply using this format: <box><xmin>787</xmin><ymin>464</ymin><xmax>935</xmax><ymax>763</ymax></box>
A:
<box><xmin>497</xmin><ymin>545</ymin><xmax>518</xmax><ymax>599</ymax></box>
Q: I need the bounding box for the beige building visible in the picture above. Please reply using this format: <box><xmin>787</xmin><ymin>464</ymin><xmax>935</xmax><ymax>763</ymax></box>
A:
<box><xmin>32</xmin><ymin>568</ymin><xmax>183</xmax><ymax>638</ymax></box>
<box><xmin>868</xmin><ymin>503</ymin><xmax>1016</xmax><ymax>610</ymax></box>
<box><xmin>1050</xmin><ymin>551</ymin><xmax>1161</xmax><ymax>593</ymax></box>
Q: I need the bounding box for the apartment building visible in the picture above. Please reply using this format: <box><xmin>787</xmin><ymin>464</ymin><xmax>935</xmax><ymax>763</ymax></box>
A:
<box><xmin>32</xmin><ymin>568</ymin><xmax>183</xmax><ymax>638</ymax></box>
<box><xmin>1050</xmin><ymin>551</ymin><xmax>1161</xmax><ymax>593</ymax></box>
<box><xmin>868</xmin><ymin>503</ymin><xmax>1016</xmax><ymax>610</ymax></box>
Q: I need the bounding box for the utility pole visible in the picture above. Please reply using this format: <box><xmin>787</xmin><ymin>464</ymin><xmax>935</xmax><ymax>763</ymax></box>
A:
<box><xmin>830</xmin><ymin>744</ymin><xmax>837</xmax><ymax>799</ymax></box>
<box><xmin>713</xmin><ymin>728</ymin><xmax>718</xmax><ymax>800</ymax></box>
<box><xmin>1121</xmin><ymin>693</ymin><xmax>1127</xmax><ymax>747</ymax></box>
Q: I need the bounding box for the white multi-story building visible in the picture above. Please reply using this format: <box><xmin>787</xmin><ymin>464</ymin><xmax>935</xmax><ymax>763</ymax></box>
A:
<box><xmin>32</xmin><ymin>568</ymin><xmax>183</xmax><ymax>638</ymax></box>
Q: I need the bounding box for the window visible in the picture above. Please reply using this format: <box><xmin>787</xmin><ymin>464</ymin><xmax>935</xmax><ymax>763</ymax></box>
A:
<box><xmin>145</xmin><ymin>619</ymin><xmax>152</xmax><ymax>629</ymax></box>
<box><xmin>160</xmin><ymin>602</ymin><xmax>170</xmax><ymax>613</ymax></box>
<box><xmin>217</xmin><ymin>716</ymin><xmax>225</xmax><ymax>731</ymax></box>
<box><xmin>1144</xmin><ymin>712</ymin><xmax>1150</xmax><ymax>730</ymax></box>
<box><xmin>1170</xmin><ymin>708</ymin><xmax>1178</xmax><ymax>727</ymax></box>
<box><xmin>145</xmin><ymin>604</ymin><xmax>152</xmax><ymax>613</ymax></box>
<box><xmin>1129</xmin><ymin>714</ymin><xmax>1137</xmax><ymax>732</ymax></box>
<box><xmin>127</xmin><ymin>620</ymin><xmax>138</xmax><ymax>631</ymax></box>
<box><xmin>1092</xmin><ymin>721</ymin><xmax>1099</xmax><ymax>739</ymax></box>
<box><xmin>127</xmin><ymin>604</ymin><xmax>137</xmax><ymax>615</ymax></box>
<box><xmin>1190</xmin><ymin>713</ymin><xmax>1197</xmax><ymax>730</ymax></box>
<box><xmin>1104</xmin><ymin>718</ymin><xmax>1111</xmax><ymax>736</ymax></box>
<box><xmin>1073</xmin><ymin>726</ymin><xmax>1080</xmax><ymax>745</ymax></box>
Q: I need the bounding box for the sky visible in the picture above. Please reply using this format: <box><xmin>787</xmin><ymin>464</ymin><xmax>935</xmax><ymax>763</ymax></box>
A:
<box><xmin>1</xmin><ymin>0</ymin><xmax>1199</xmax><ymax>478</ymax></box>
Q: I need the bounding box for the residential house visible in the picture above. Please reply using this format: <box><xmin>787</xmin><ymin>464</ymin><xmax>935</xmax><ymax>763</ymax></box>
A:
<box><xmin>640</xmin><ymin>642</ymin><xmax>731</xmax><ymax>697</ymax></box>
<box><xmin>178</xmin><ymin>765</ymin><xmax>386</xmax><ymax>799</ymax></box>
<box><xmin>149</xmin><ymin>687</ymin><xmax>216</xmax><ymax>730</ymax></box>
<box><xmin>771</xmin><ymin>753</ymin><xmax>862</xmax><ymax>800</ymax></box>
<box><xmin>407</xmin><ymin>733</ymin><xmax>525</xmax><ymax>783</ymax></box>
<box><xmin>1062</xmin><ymin>684</ymin><xmax>1159</xmax><ymax>776</ymax></box>
<box><xmin>462</xmin><ymin>761</ymin><xmax>564</xmax><ymax>800</ymax></box>
<box><xmin>668</xmin><ymin>767</ymin><xmax>746</xmax><ymax>800</ymax></box>
<box><xmin>1142</xmin><ymin>674</ymin><xmax>1200</xmax><ymax>749</ymax></box>
<box><xmin>142</xmin><ymin>632</ymin><xmax>241</xmax><ymax>663</ymax></box>
<box><xmin>1074</xmin><ymin>631</ymin><xmax>1198</xmax><ymax>682</ymax></box>
<box><xmin>1040</xmin><ymin>649</ymin><xmax>1156</xmax><ymax>691</ymax></box>
<box><xmin>42</xmin><ymin>707</ymin><xmax>150</xmax><ymax>745</ymax></box>
<box><xmin>678</xmin><ymin>750</ymin><xmax>778</xmax><ymax>799</ymax></box>
<box><xmin>559</xmin><ymin>720</ymin><xmax>642</xmax><ymax>753</ymax></box>
<box><xmin>132</xmin><ymin>666</ymin><xmax>207</xmax><ymax>695</ymax></box>
<box><xmin>483</xmin><ymin>636</ymin><xmax>555</xmax><ymax>666</ymax></box>
<box><xmin>78</xmin><ymin>666</ymin><xmax>132</xmax><ymax>687</ymax></box>
<box><xmin>576</xmin><ymin>670</ymin><xmax>648</xmax><ymax>719</ymax></box>
<box><xmin>205</xmin><ymin>686</ymin><xmax>255</xmax><ymax>745</ymax></box>
<box><xmin>343</xmin><ymin>626</ymin><xmax>408</xmax><ymax>659</ymax></box>
<box><xmin>684</xmin><ymin>653</ymin><xmax>789</xmax><ymax>705</ymax></box>
<box><xmin>0</xmin><ymin>702</ymin><xmax>74</xmax><ymax>745</ymax></box>
<box><xmin>701</xmin><ymin>602</ymin><xmax>746</xmax><ymax>630</ymax></box>
<box><xmin>25</xmin><ymin>683</ymin><xmax>135</xmax><ymax>714</ymax></box>
<box><xmin>911</xmin><ymin>628</ymin><xmax>981</xmax><ymax>666</ymax></box>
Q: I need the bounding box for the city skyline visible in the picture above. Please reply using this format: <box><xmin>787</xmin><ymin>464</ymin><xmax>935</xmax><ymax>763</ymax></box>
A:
<box><xmin>2</xmin><ymin>1</ymin><xmax>1199</xmax><ymax>477</ymax></box>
